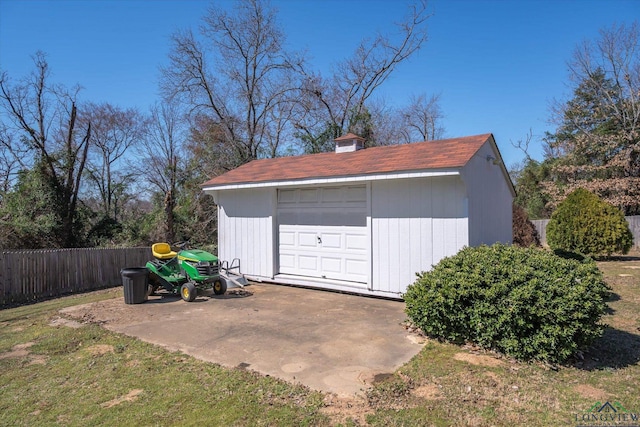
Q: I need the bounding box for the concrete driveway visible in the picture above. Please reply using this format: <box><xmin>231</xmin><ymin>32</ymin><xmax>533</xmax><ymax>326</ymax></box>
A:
<box><xmin>61</xmin><ymin>283</ymin><xmax>425</xmax><ymax>397</ymax></box>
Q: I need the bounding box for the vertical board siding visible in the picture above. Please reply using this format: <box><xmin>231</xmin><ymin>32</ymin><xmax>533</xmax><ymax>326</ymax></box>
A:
<box><xmin>462</xmin><ymin>141</ymin><xmax>514</xmax><ymax>246</ymax></box>
<box><xmin>0</xmin><ymin>247</ymin><xmax>151</xmax><ymax>305</ymax></box>
<box><xmin>217</xmin><ymin>188</ymin><xmax>274</xmax><ymax>278</ymax></box>
<box><xmin>372</xmin><ymin>176</ymin><xmax>468</xmax><ymax>294</ymax></box>
<box><xmin>533</xmin><ymin>216</ymin><xmax>640</xmax><ymax>248</ymax></box>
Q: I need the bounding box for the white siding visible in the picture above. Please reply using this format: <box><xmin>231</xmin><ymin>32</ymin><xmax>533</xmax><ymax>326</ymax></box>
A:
<box><xmin>462</xmin><ymin>140</ymin><xmax>514</xmax><ymax>246</ymax></box>
<box><xmin>209</xmin><ymin>139</ymin><xmax>513</xmax><ymax>299</ymax></box>
<box><xmin>371</xmin><ymin>176</ymin><xmax>469</xmax><ymax>295</ymax></box>
<box><xmin>217</xmin><ymin>188</ymin><xmax>275</xmax><ymax>279</ymax></box>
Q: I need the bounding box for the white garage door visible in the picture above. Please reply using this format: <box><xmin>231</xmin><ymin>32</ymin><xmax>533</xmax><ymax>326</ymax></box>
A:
<box><xmin>278</xmin><ymin>186</ymin><xmax>369</xmax><ymax>285</ymax></box>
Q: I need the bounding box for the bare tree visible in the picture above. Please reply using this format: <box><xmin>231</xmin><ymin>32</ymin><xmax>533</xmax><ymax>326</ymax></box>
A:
<box><xmin>568</xmin><ymin>22</ymin><xmax>640</xmax><ymax>143</ymax></box>
<box><xmin>187</xmin><ymin>114</ymin><xmax>235</xmax><ymax>179</ymax></box>
<box><xmin>0</xmin><ymin>52</ymin><xmax>91</xmax><ymax>247</ymax></box>
<box><xmin>138</xmin><ymin>102</ymin><xmax>185</xmax><ymax>242</ymax></box>
<box><xmin>510</xmin><ymin>128</ymin><xmax>534</xmax><ymax>161</ymax></box>
<box><xmin>295</xmin><ymin>1</ymin><xmax>430</xmax><ymax>152</ymax></box>
<box><xmin>0</xmin><ymin>124</ymin><xmax>20</xmax><ymax>192</ymax></box>
<box><xmin>543</xmin><ymin>22</ymin><xmax>640</xmax><ymax>214</ymax></box>
<box><xmin>162</xmin><ymin>0</ymin><xmax>302</xmax><ymax>168</ymax></box>
<box><xmin>365</xmin><ymin>98</ymin><xmax>402</xmax><ymax>146</ymax></box>
<box><xmin>398</xmin><ymin>92</ymin><xmax>445</xmax><ymax>143</ymax></box>
<box><xmin>83</xmin><ymin>102</ymin><xmax>146</xmax><ymax>221</ymax></box>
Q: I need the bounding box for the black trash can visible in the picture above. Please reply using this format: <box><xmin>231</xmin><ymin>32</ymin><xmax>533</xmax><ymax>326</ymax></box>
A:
<box><xmin>121</xmin><ymin>267</ymin><xmax>149</xmax><ymax>304</ymax></box>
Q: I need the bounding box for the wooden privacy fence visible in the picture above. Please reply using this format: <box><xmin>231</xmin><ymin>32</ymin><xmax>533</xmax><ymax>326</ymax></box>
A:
<box><xmin>0</xmin><ymin>247</ymin><xmax>151</xmax><ymax>305</ymax></box>
<box><xmin>532</xmin><ymin>215</ymin><xmax>640</xmax><ymax>249</ymax></box>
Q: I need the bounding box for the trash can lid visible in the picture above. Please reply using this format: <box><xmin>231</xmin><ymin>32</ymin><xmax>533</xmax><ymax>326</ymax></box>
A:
<box><xmin>120</xmin><ymin>267</ymin><xmax>149</xmax><ymax>276</ymax></box>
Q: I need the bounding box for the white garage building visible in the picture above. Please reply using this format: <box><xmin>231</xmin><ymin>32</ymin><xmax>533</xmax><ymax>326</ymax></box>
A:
<box><xmin>202</xmin><ymin>133</ymin><xmax>514</xmax><ymax>299</ymax></box>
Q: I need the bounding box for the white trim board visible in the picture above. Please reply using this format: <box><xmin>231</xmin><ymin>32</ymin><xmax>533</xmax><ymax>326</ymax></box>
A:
<box><xmin>267</xmin><ymin>274</ymin><xmax>403</xmax><ymax>300</ymax></box>
<box><xmin>203</xmin><ymin>169</ymin><xmax>460</xmax><ymax>192</ymax></box>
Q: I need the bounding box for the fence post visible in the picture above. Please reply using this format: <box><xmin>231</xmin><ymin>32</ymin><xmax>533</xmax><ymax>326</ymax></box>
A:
<box><xmin>0</xmin><ymin>251</ymin><xmax>4</xmax><ymax>304</ymax></box>
<box><xmin>6</xmin><ymin>252</ymin><xmax>12</xmax><ymax>303</ymax></box>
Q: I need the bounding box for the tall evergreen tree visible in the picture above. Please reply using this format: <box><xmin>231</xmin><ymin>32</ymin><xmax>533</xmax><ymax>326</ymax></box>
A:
<box><xmin>542</xmin><ymin>23</ymin><xmax>640</xmax><ymax>214</ymax></box>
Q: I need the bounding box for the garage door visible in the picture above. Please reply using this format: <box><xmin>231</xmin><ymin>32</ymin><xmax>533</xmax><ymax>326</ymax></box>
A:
<box><xmin>278</xmin><ymin>186</ymin><xmax>369</xmax><ymax>285</ymax></box>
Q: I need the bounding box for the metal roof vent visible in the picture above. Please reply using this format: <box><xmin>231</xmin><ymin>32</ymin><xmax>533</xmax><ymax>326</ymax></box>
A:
<box><xmin>334</xmin><ymin>133</ymin><xmax>365</xmax><ymax>153</ymax></box>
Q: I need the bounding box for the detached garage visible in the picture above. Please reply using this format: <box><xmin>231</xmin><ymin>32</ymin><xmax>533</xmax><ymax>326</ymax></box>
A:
<box><xmin>202</xmin><ymin>133</ymin><xmax>515</xmax><ymax>299</ymax></box>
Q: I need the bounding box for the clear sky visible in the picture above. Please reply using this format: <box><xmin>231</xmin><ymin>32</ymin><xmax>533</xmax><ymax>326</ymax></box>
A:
<box><xmin>1</xmin><ymin>0</ymin><xmax>638</xmax><ymax>168</ymax></box>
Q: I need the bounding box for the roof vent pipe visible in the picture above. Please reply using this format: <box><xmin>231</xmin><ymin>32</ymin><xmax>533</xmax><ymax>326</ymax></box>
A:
<box><xmin>334</xmin><ymin>133</ymin><xmax>365</xmax><ymax>153</ymax></box>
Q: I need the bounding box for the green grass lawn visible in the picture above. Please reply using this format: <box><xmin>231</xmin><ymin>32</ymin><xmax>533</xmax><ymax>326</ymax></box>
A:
<box><xmin>364</xmin><ymin>253</ymin><xmax>640</xmax><ymax>426</ymax></box>
<box><xmin>0</xmin><ymin>289</ymin><xmax>327</xmax><ymax>426</ymax></box>
<box><xmin>1</xmin><ymin>254</ymin><xmax>639</xmax><ymax>426</ymax></box>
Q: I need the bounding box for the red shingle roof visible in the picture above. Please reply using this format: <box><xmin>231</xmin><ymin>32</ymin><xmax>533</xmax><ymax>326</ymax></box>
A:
<box><xmin>202</xmin><ymin>133</ymin><xmax>492</xmax><ymax>188</ymax></box>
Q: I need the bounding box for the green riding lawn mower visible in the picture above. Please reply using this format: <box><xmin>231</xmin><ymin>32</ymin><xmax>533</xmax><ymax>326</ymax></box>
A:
<box><xmin>146</xmin><ymin>242</ymin><xmax>248</xmax><ymax>302</ymax></box>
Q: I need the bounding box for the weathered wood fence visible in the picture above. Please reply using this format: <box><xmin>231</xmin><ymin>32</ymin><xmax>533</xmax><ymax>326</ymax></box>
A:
<box><xmin>532</xmin><ymin>215</ymin><xmax>640</xmax><ymax>248</ymax></box>
<box><xmin>0</xmin><ymin>247</ymin><xmax>151</xmax><ymax>305</ymax></box>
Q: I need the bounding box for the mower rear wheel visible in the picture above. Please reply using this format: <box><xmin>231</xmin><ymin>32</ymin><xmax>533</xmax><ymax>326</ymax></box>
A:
<box><xmin>212</xmin><ymin>278</ymin><xmax>227</xmax><ymax>295</ymax></box>
<box><xmin>180</xmin><ymin>282</ymin><xmax>197</xmax><ymax>302</ymax></box>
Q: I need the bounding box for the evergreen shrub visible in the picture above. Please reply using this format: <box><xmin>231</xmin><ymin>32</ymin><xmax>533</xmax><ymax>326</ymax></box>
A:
<box><xmin>546</xmin><ymin>188</ymin><xmax>633</xmax><ymax>257</ymax></box>
<box><xmin>404</xmin><ymin>244</ymin><xmax>610</xmax><ymax>363</ymax></box>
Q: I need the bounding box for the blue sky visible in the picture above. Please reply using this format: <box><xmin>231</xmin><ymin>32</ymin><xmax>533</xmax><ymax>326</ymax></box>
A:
<box><xmin>1</xmin><ymin>0</ymin><xmax>638</xmax><ymax>168</ymax></box>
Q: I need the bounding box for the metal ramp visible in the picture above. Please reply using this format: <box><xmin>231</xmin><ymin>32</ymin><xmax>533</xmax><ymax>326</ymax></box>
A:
<box><xmin>219</xmin><ymin>258</ymin><xmax>249</xmax><ymax>288</ymax></box>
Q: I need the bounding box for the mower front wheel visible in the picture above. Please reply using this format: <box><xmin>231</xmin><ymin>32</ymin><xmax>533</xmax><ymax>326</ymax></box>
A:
<box><xmin>180</xmin><ymin>282</ymin><xmax>197</xmax><ymax>302</ymax></box>
<box><xmin>212</xmin><ymin>278</ymin><xmax>227</xmax><ymax>295</ymax></box>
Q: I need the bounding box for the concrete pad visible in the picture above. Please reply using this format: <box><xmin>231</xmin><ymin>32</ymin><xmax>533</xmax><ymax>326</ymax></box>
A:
<box><xmin>61</xmin><ymin>283</ymin><xmax>425</xmax><ymax>397</ymax></box>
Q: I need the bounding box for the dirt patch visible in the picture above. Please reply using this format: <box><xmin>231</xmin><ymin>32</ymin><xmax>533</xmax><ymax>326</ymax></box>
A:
<box><xmin>406</xmin><ymin>334</ymin><xmax>427</xmax><ymax>345</ymax></box>
<box><xmin>403</xmin><ymin>321</ymin><xmax>429</xmax><ymax>345</ymax></box>
<box><xmin>0</xmin><ymin>342</ymin><xmax>35</xmax><ymax>359</ymax></box>
<box><xmin>27</xmin><ymin>354</ymin><xmax>48</xmax><ymax>365</ymax></box>
<box><xmin>573</xmin><ymin>384</ymin><xmax>609</xmax><ymax>400</ymax></box>
<box><xmin>49</xmin><ymin>316</ymin><xmax>85</xmax><ymax>329</ymax></box>
<box><xmin>100</xmin><ymin>389</ymin><xmax>144</xmax><ymax>408</ymax></box>
<box><xmin>454</xmin><ymin>352</ymin><xmax>505</xmax><ymax>367</ymax></box>
<box><xmin>125</xmin><ymin>359</ymin><xmax>140</xmax><ymax>368</ymax></box>
<box><xmin>0</xmin><ymin>342</ymin><xmax>48</xmax><ymax>366</ymax></box>
<box><xmin>483</xmin><ymin>370</ymin><xmax>503</xmax><ymax>384</ymax></box>
<box><xmin>61</xmin><ymin>302</ymin><xmax>123</xmax><ymax>325</ymax></box>
<box><xmin>413</xmin><ymin>383</ymin><xmax>442</xmax><ymax>400</ymax></box>
<box><xmin>320</xmin><ymin>394</ymin><xmax>372</xmax><ymax>426</ymax></box>
<box><xmin>86</xmin><ymin>344</ymin><xmax>115</xmax><ymax>356</ymax></box>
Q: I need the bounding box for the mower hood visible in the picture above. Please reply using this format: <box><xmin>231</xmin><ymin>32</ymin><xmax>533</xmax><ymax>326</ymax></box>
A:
<box><xmin>178</xmin><ymin>249</ymin><xmax>219</xmax><ymax>263</ymax></box>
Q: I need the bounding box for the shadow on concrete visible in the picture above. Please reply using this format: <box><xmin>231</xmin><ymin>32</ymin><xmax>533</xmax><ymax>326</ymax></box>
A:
<box><xmin>143</xmin><ymin>294</ymin><xmax>180</xmax><ymax>304</ymax></box>
<box><xmin>207</xmin><ymin>289</ymin><xmax>254</xmax><ymax>300</ymax></box>
<box><xmin>145</xmin><ymin>288</ymin><xmax>254</xmax><ymax>304</ymax></box>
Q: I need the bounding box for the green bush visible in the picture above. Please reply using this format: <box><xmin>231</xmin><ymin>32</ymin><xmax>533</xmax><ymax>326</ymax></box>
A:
<box><xmin>546</xmin><ymin>188</ymin><xmax>633</xmax><ymax>257</ymax></box>
<box><xmin>404</xmin><ymin>244</ymin><xmax>610</xmax><ymax>363</ymax></box>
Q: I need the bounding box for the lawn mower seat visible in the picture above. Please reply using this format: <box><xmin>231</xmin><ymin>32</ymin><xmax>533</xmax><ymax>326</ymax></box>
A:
<box><xmin>152</xmin><ymin>242</ymin><xmax>177</xmax><ymax>260</ymax></box>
